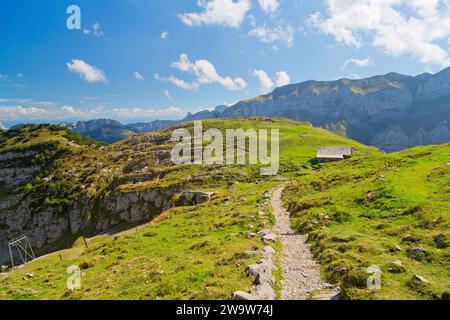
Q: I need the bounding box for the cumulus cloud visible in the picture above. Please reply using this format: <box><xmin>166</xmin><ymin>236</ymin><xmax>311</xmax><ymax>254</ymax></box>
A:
<box><xmin>308</xmin><ymin>0</ymin><xmax>450</xmax><ymax>67</ymax></box>
<box><xmin>275</xmin><ymin>71</ymin><xmax>291</xmax><ymax>87</ymax></box>
<box><xmin>258</xmin><ymin>0</ymin><xmax>279</xmax><ymax>13</ymax></box>
<box><xmin>134</xmin><ymin>71</ymin><xmax>146</xmax><ymax>81</ymax></box>
<box><xmin>253</xmin><ymin>69</ymin><xmax>274</xmax><ymax>94</ymax></box>
<box><xmin>168</xmin><ymin>76</ymin><xmax>200</xmax><ymax>91</ymax></box>
<box><xmin>61</xmin><ymin>105</ymin><xmax>84</xmax><ymax>116</ymax></box>
<box><xmin>0</xmin><ymin>104</ymin><xmax>183</xmax><ymax>122</ymax></box>
<box><xmin>179</xmin><ymin>0</ymin><xmax>251</xmax><ymax>28</ymax></box>
<box><xmin>161</xmin><ymin>31</ymin><xmax>169</xmax><ymax>39</ymax></box>
<box><xmin>252</xmin><ymin>69</ymin><xmax>290</xmax><ymax>94</ymax></box>
<box><xmin>165</xmin><ymin>54</ymin><xmax>247</xmax><ymax>91</ymax></box>
<box><xmin>341</xmin><ymin>57</ymin><xmax>375</xmax><ymax>70</ymax></box>
<box><xmin>67</xmin><ymin>59</ymin><xmax>107</xmax><ymax>83</ymax></box>
<box><xmin>0</xmin><ymin>106</ymin><xmax>49</xmax><ymax>120</ymax></box>
<box><xmin>249</xmin><ymin>25</ymin><xmax>294</xmax><ymax>47</ymax></box>
<box><xmin>155</xmin><ymin>73</ymin><xmax>200</xmax><ymax>91</ymax></box>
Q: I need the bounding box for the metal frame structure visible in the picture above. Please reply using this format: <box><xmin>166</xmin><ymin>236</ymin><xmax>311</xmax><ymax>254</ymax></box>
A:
<box><xmin>8</xmin><ymin>236</ymin><xmax>35</xmax><ymax>267</ymax></box>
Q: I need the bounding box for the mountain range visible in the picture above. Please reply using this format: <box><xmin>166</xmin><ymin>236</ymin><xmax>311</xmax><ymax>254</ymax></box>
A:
<box><xmin>183</xmin><ymin>67</ymin><xmax>450</xmax><ymax>152</ymax></box>
<box><xmin>61</xmin><ymin>119</ymin><xmax>177</xmax><ymax>144</ymax></box>
<box><xmin>8</xmin><ymin>67</ymin><xmax>449</xmax><ymax>151</ymax></box>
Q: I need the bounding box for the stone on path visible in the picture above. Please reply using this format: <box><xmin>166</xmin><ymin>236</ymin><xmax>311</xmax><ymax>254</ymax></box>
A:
<box><xmin>232</xmin><ymin>291</ymin><xmax>259</xmax><ymax>300</ymax></box>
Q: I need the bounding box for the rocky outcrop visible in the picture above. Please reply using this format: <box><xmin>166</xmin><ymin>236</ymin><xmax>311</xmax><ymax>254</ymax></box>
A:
<box><xmin>0</xmin><ymin>126</ymin><xmax>187</xmax><ymax>265</ymax></box>
<box><xmin>0</xmin><ymin>185</ymin><xmax>182</xmax><ymax>264</ymax></box>
<box><xmin>0</xmin><ymin>150</ymin><xmax>42</xmax><ymax>186</ymax></box>
<box><xmin>372</xmin><ymin>122</ymin><xmax>450</xmax><ymax>152</ymax></box>
<box><xmin>180</xmin><ymin>191</ymin><xmax>214</xmax><ymax>205</ymax></box>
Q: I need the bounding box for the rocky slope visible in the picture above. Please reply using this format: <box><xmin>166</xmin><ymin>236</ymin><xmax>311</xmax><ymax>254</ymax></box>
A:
<box><xmin>184</xmin><ymin>67</ymin><xmax>450</xmax><ymax>152</ymax></box>
<box><xmin>0</xmin><ymin>125</ymin><xmax>183</xmax><ymax>264</ymax></box>
<box><xmin>0</xmin><ymin>118</ymin><xmax>382</xmax><ymax>300</ymax></box>
<box><xmin>0</xmin><ymin>118</ymin><xmax>377</xmax><ymax>266</ymax></box>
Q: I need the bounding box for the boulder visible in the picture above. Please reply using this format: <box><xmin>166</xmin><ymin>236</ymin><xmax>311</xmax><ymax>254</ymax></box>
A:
<box><xmin>245</xmin><ymin>259</ymin><xmax>275</xmax><ymax>286</ymax></box>
<box><xmin>181</xmin><ymin>190</ymin><xmax>214</xmax><ymax>205</ymax></box>
<box><xmin>411</xmin><ymin>275</ymin><xmax>429</xmax><ymax>283</ymax></box>
<box><xmin>258</xmin><ymin>230</ymin><xmax>277</xmax><ymax>242</ymax></box>
<box><xmin>232</xmin><ymin>291</ymin><xmax>259</xmax><ymax>300</ymax></box>
<box><xmin>408</xmin><ymin>246</ymin><xmax>427</xmax><ymax>255</ymax></box>
<box><xmin>264</xmin><ymin>246</ymin><xmax>276</xmax><ymax>254</ymax></box>
<box><xmin>252</xmin><ymin>283</ymin><xmax>275</xmax><ymax>300</ymax></box>
<box><xmin>433</xmin><ymin>234</ymin><xmax>447</xmax><ymax>248</ymax></box>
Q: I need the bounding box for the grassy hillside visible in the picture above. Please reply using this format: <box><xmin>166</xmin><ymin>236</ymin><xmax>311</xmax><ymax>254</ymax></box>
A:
<box><xmin>0</xmin><ymin>118</ymin><xmax>378</xmax><ymax>300</ymax></box>
<box><xmin>283</xmin><ymin>143</ymin><xmax>450</xmax><ymax>300</ymax></box>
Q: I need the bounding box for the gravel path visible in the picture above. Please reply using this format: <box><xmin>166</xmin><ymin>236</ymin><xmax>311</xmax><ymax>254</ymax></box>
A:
<box><xmin>272</xmin><ymin>186</ymin><xmax>325</xmax><ymax>300</ymax></box>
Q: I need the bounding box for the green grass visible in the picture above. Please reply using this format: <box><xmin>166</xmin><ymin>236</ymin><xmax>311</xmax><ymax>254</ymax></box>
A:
<box><xmin>283</xmin><ymin>143</ymin><xmax>450</xmax><ymax>300</ymax></box>
<box><xmin>0</xmin><ymin>183</ymin><xmax>279</xmax><ymax>300</ymax></box>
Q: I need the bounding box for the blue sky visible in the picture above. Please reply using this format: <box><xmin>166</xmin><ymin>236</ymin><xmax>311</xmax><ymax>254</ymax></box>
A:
<box><xmin>1</xmin><ymin>0</ymin><xmax>450</xmax><ymax>126</ymax></box>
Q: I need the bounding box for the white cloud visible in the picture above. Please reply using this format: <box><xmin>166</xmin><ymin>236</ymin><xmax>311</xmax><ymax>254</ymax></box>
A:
<box><xmin>134</xmin><ymin>71</ymin><xmax>145</xmax><ymax>81</ymax></box>
<box><xmin>252</xmin><ymin>69</ymin><xmax>274</xmax><ymax>94</ymax></box>
<box><xmin>258</xmin><ymin>0</ymin><xmax>279</xmax><ymax>13</ymax></box>
<box><xmin>249</xmin><ymin>25</ymin><xmax>294</xmax><ymax>47</ymax></box>
<box><xmin>0</xmin><ymin>104</ymin><xmax>184</xmax><ymax>122</ymax></box>
<box><xmin>67</xmin><ymin>59</ymin><xmax>107</xmax><ymax>83</ymax></box>
<box><xmin>161</xmin><ymin>31</ymin><xmax>169</xmax><ymax>39</ymax></box>
<box><xmin>168</xmin><ymin>76</ymin><xmax>200</xmax><ymax>91</ymax></box>
<box><xmin>0</xmin><ymin>106</ymin><xmax>48</xmax><ymax>120</ymax></box>
<box><xmin>155</xmin><ymin>73</ymin><xmax>200</xmax><ymax>91</ymax></box>
<box><xmin>62</xmin><ymin>105</ymin><xmax>83</xmax><ymax>115</ymax></box>
<box><xmin>308</xmin><ymin>0</ymin><xmax>450</xmax><ymax>67</ymax></box>
<box><xmin>341</xmin><ymin>57</ymin><xmax>375</xmax><ymax>70</ymax></box>
<box><xmin>179</xmin><ymin>0</ymin><xmax>251</xmax><ymax>28</ymax></box>
<box><xmin>252</xmin><ymin>69</ymin><xmax>290</xmax><ymax>94</ymax></box>
<box><xmin>169</xmin><ymin>54</ymin><xmax>247</xmax><ymax>91</ymax></box>
<box><xmin>83</xmin><ymin>22</ymin><xmax>105</xmax><ymax>37</ymax></box>
<box><xmin>275</xmin><ymin>71</ymin><xmax>291</xmax><ymax>87</ymax></box>
<box><xmin>164</xmin><ymin>89</ymin><xmax>173</xmax><ymax>101</ymax></box>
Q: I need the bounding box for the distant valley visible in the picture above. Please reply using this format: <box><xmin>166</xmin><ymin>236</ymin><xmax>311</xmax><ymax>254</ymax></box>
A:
<box><xmin>61</xmin><ymin>119</ymin><xmax>177</xmax><ymax>144</ymax></box>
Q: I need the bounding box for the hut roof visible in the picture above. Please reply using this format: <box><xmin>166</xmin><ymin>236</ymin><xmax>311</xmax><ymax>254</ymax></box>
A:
<box><xmin>317</xmin><ymin>146</ymin><xmax>352</xmax><ymax>159</ymax></box>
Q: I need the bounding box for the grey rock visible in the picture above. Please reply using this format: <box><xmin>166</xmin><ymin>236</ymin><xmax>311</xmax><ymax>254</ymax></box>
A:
<box><xmin>252</xmin><ymin>283</ymin><xmax>275</xmax><ymax>300</ymax></box>
<box><xmin>433</xmin><ymin>234</ymin><xmax>447</xmax><ymax>248</ymax></box>
<box><xmin>409</xmin><ymin>246</ymin><xmax>427</xmax><ymax>255</ymax></box>
<box><xmin>412</xmin><ymin>275</ymin><xmax>429</xmax><ymax>283</ymax></box>
<box><xmin>181</xmin><ymin>190</ymin><xmax>214</xmax><ymax>205</ymax></box>
<box><xmin>232</xmin><ymin>291</ymin><xmax>259</xmax><ymax>300</ymax></box>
